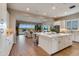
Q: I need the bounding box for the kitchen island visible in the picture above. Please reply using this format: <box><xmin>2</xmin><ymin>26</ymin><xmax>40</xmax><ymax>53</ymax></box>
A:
<box><xmin>36</xmin><ymin>32</ymin><xmax>72</xmax><ymax>55</ymax></box>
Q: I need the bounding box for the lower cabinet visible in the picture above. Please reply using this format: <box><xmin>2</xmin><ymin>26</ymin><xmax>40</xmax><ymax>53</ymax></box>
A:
<box><xmin>58</xmin><ymin>35</ymin><xmax>72</xmax><ymax>51</ymax></box>
<box><xmin>51</xmin><ymin>38</ymin><xmax>58</xmax><ymax>54</ymax></box>
<box><xmin>39</xmin><ymin>36</ymin><xmax>52</xmax><ymax>54</ymax></box>
<box><xmin>0</xmin><ymin>35</ymin><xmax>14</xmax><ymax>56</ymax></box>
<box><xmin>5</xmin><ymin>36</ymin><xmax>13</xmax><ymax>55</ymax></box>
<box><xmin>58</xmin><ymin>37</ymin><xmax>65</xmax><ymax>50</ymax></box>
<box><xmin>72</xmin><ymin>31</ymin><xmax>79</xmax><ymax>42</ymax></box>
<box><xmin>39</xmin><ymin>35</ymin><xmax>72</xmax><ymax>55</ymax></box>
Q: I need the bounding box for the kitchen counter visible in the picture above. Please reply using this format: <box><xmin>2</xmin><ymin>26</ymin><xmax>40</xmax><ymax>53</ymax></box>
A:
<box><xmin>36</xmin><ymin>32</ymin><xmax>71</xmax><ymax>38</ymax></box>
<box><xmin>35</xmin><ymin>32</ymin><xmax>72</xmax><ymax>55</ymax></box>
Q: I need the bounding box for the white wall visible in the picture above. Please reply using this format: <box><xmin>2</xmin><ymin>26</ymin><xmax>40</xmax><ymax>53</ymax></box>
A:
<box><xmin>0</xmin><ymin>3</ymin><xmax>8</xmax><ymax>34</ymax></box>
<box><xmin>9</xmin><ymin>11</ymin><xmax>16</xmax><ymax>43</ymax></box>
<box><xmin>54</xmin><ymin>13</ymin><xmax>79</xmax><ymax>30</ymax></box>
<box><xmin>54</xmin><ymin>13</ymin><xmax>79</xmax><ymax>42</ymax></box>
<box><xmin>54</xmin><ymin>20</ymin><xmax>65</xmax><ymax>29</ymax></box>
<box><xmin>0</xmin><ymin>3</ymin><xmax>14</xmax><ymax>56</ymax></box>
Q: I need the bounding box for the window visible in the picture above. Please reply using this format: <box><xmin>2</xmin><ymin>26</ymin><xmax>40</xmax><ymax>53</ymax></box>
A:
<box><xmin>72</xmin><ymin>21</ymin><xmax>78</xmax><ymax>30</ymax></box>
<box><xmin>42</xmin><ymin>25</ymin><xmax>48</xmax><ymax>32</ymax></box>
<box><xmin>19</xmin><ymin>24</ymin><xmax>35</xmax><ymax>30</ymax></box>
<box><xmin>66</xmin><ymin>21</ymin><xmax>71</xmax><ymax>30</ymax></box>
<box><xmin>66</xmin><ymin>20</ymin><xmax>78</xmax><ymax>30</ymax></box>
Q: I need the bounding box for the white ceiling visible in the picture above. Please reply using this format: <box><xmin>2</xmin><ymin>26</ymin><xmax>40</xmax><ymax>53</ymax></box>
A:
<box><xmin>7</xmin><ymin>3</ymin><xmax>79</xmax><ymax>23</ymax></box>
<box><xmin>16</xmin><ymin>15</ymin><xmax>50</xmax><ymax>23</ymax></box>
<box><xmin>8</xmin><ymin>3</ymin><xmax>79</xmax><ymax>18</ymax></box>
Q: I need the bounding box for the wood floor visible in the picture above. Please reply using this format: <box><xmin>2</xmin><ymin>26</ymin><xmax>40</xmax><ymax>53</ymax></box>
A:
<box><xmin>9</xmin><ymin>35</ymin><xmax>79</xmax><ymax>56</ymax></box>
<box><xmin>9</xmin><ymin>35</ymin><xmax>49</xmax><ymax>56</ymax></box>
<box><xmin>53</xmin><ymin>42</ymin><xmax>79</xmax><ymax>56</ymax></box>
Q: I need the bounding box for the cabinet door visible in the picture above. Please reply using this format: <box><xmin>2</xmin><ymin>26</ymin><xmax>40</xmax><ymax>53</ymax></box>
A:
<box><xmin>73</xmin><ymin>32</ymin><xmax>79</xmax><ymax>42</ymax></box>
<box><xmin>51</xmin><ymin>38</ymin><xmax>58</xmax><ymax>53</ymax></box>
<box><xmin>4</xmin><ymin>39</ymin><xmax>10</xmax><ymax>55</ymax></box>
<box><xmin>39</xmin><ymin>36</ymin><xmax>52</xmax><ymax>54</ymax></box>
<box><xmin>58</xmin><ymin>35</ymin><xmax>72</xmax><ymax>50</ymax></box>
<box><xmin>63</xmin><ymin>35</ymin><xmax>70</xmax><ymax>48</ymax></box>
<box><xmin>39</xmin><ymin>36</ymin><xmax>49</xmax><ymax>51</ymax></box>
<box><xmin>0</xmin><ymin>37</ymin><xmax>6</xmax><ymax>55</ymax></box>
<box><xmin>4</xmin><ymin>36</ymin><xmax>13</xmax><ymax>56</ymax></box>
<box><xmin>76</xmin><ymin>32</ymin><xmax>79</xmax><ymax>42</ymax></box>
<box><xmin>58</xmin><ymin>36</ymin><xmax>65</xmax><ymax>50</ymax></box>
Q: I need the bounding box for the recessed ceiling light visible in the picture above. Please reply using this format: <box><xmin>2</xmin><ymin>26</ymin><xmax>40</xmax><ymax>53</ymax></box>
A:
<box><xmin>26</xmin><ymin>8</ymin><xmax>30</xmax><ymax>11</ymax></box>
<box><xmin>64</xmin><ymin>12</ymin><xmax>67</xmax><ymax>15</ymax></box>
<box><xmin>43</xmin><ymin>13</ymin><xmax>47</xmax><ymax>15</ymax></box>
<box><xmin>54</xmin><ymin>16</ymin><xmax>57</xmax><ymax>17</ymax></box>
<box><xmin>52</xmin><ymin>7</ymin><xmax>56</xmax><ymax>10</ymax></box>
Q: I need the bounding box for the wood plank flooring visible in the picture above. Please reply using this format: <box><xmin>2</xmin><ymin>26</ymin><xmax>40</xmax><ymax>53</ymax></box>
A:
<box><xmin>9</xmin><ymin>35</ymin><xmax>49</xmax><ymax>56</ymax></box>
<box><xmin>53</xmin><ymin>42</ymin><xmax>79</xmax><ymax>56</ymax></box>
<box><xmin>9</xmin><ymin>35</ymin><xmax>79</xmax><ymax>56</ymax></box>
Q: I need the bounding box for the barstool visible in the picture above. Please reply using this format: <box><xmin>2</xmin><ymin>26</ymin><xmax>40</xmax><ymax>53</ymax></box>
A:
<box><xmin>32</xmin><ymin>33</ymin><xmax>39</xmax><ymax>46</ymax></box>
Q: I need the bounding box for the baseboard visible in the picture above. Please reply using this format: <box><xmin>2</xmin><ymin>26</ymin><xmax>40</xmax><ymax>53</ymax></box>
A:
<box><xmin>73</xmin><ymin>41</ymin><xmax>79</xmax><ymax>43</ymax></box>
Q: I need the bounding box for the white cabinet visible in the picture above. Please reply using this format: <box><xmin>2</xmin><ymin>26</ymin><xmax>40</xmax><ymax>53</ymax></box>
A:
<box><xmin>0</xmin><ymin>35</ymin><xmax>14</xmax><ymax>56</ymax></box>
<box><xmin>72</xmin><ymin>31</ymin><xmax>79</xmax><ymax>42</ymax></box>
<box><xmin>0</xmin><ymin>36</ymin><xmax>5</xmax><ymax>55</ymax></box>
<box><xmin>39</xmin><ymin>35</ymin><xmax>52</xmax><ymax>54</ymax></box>
<box><xmin>4</xmin><ymin>35</ymin><xmax>13</xmax><ymax>55</ymax></box>
<box><xmin>58</xmin><ymin>35</ymin><xmax>72</xmax><ymax>51</ymax></box>
<box><xmin>58</xmin><ymin>36</ymin><xmax>65</xmax><ymax>50</ymax></box>
<box><xmin>51</xmin><ymin>38</ymin><xmax>58</xmax><ymax>54</ymax></box>
<box><xmin>38</xmin><ymin>34</ymin><xmax>72</xmax><ymax>55</ymax></box>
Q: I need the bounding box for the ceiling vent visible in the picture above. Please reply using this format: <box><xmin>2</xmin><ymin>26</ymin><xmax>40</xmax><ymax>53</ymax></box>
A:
<box><xmin>69</xmin><ymin>5</ymin><xmax>76</xmax><ymax>9</ymax></box>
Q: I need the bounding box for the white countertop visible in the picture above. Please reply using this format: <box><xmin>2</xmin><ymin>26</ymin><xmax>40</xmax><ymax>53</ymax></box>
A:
<box><xmin>34</xmin><ymin>32</ymin><xmax>71</xmax><ymax>38</ymax></box>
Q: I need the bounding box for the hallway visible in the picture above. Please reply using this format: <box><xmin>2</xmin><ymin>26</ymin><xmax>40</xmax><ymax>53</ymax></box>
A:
<box><xmin>9</xmin><ymin>35</ymin><xmax>79</xmax><ymax>56</ymax></box>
